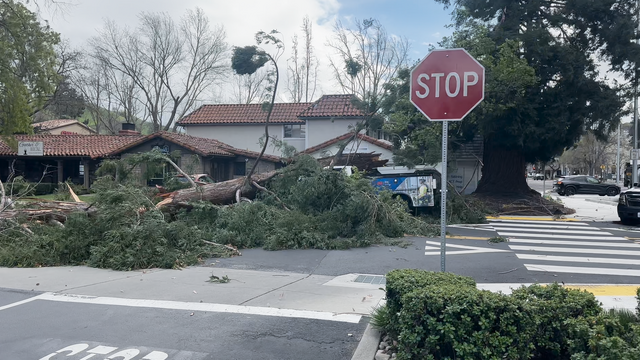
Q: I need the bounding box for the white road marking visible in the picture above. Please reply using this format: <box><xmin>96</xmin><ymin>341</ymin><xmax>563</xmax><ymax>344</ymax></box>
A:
<box><xmin>498</xmin><ymin>232</ymin><xmax>626</xmax><ymax>240</ymax></box>
<box><xmin>524</xmin><ymin>264</ymin><xmax>640</xmax><ymax>277</ymax></box>
<box><xmin>424</xmin><ymin>241</ymin><xmax>510</xmax><ymax>255</ymax></box>
<box><xmin>509</xmin><ymin>239</ymin><xmax>640</xmax><ymax>248</ymax></box>
<box><xmin>0</xmin><ymin>293</ymin><xmax>49</xmax><ymax>312</ymax></box>
<box><xmin>34</xmin><ymin>292</ymin><xmax>361</xmax><ymax>323</ymax></box>
<box><xmin>509</xmin><ymin>245</ymin><xmax>640</xmax><ymax>256</ymax></box>
<box><xmin>490</xmin><ymin>223</ymin><xmax>601</xmax><ymax>230</ymax></box>
<box><xmin>516</xmin><ymin>254</ymin><xmax>640</xmax><ymax>265</ymax></box>
<box><xmin>488</xmin><ymin>219</ymin><xmax>589</xmax><ymax>225</ymax></box>
<box><xmin>491</xmin><ymin>227</ymin><xmax>610</xmax><ymax>235</ymax></box>
<box><xmin>39</xmin><ymin>344</ymin><xmax>170</xmax><ymax>360</ymax></box>
<box><xmin>448</xmin><ymin>225</ymin><xmax>497</xmax><ymax>232</ymax></box>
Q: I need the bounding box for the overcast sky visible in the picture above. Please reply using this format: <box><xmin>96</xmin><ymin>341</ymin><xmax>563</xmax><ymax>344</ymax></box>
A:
<box><xmin>37</xmin><ymin>0</ymin><xmax>453</xmax><ymax>103</ymax></box>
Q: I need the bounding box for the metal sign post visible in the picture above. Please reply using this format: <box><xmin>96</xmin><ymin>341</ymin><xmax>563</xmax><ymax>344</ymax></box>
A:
<box><xmin>409</xmin><ymin>48</ymin><xmax>485</xmax><ymax>272</ymax></box>
<box><xmin>440</xmin><ymin>121</ymin><xmax>448</xmax><ymax>272</ymax></box>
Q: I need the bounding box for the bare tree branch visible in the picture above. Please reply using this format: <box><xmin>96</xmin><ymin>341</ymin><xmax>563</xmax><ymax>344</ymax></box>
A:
<box><xmin>89</xmin><ymin>8</ymin><xmax>229</xmax><ymax>133</ymax></box>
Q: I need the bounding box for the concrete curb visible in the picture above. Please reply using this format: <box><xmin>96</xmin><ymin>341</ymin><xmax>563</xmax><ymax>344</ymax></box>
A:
<box><xmin>351</xmin><ymin>322</ymin><xmax>381</xmax><ymax>360</ymax></box>
<box><xmin>584</xmin><ymin>198</ymin><xmax>617</xmax><ymax>206</ymax></box>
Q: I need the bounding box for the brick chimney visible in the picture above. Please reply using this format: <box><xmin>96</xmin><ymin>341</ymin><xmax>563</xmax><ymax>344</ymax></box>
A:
<box><xmin>119</xmin><ymin>123</ymin><xmax>140</xmax><ymax>135</ymax></box>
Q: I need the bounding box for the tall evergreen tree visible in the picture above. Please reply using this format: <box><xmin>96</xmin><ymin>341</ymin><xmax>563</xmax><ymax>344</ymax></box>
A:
<box><xmin>418</xmin><ymin>0</ymin><xmax>637</xmax><ymax>194</ymax></box>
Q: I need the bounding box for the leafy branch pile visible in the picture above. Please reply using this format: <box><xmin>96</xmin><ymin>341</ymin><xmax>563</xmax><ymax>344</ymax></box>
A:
<box><xmin>0</xmin><ymin>155</ymin><xmax>437</xmax><ymax>270</ymax></box>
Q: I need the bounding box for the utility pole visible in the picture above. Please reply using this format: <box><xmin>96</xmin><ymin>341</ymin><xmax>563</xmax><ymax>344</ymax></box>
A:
<box><xmin>617</xmin><ymin>123</ymin><xmax>621</xmax><ymax>186</ymax></box>
<box><xmin>634</xmin><ymin>0</ymin><xmax>640</xmax><ymax>187</ymax></box>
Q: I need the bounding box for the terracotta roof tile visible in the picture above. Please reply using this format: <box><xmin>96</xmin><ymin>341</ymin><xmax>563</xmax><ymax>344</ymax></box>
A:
<box><xmin>0</xmin><ymin>134</ymin><xmax>141</xmax><ymax>158</ymax></box>
<box><xmin>107</xmin><ymin>132</ymin><xmax>282</xmax><ymax>162</ymax></box>
<box><xmin>178</xmin><ymin>103</ymin><xmax>311</xmax><ymax>125</ymax></box>
<box><xmin>297</xmin><ymin>94</ymin><xmax>365</xmax><ymax>118</ymax></box>
<box><xmin>0</xmin><ymin>132</ymin><xmax>283</xmax><ymax>163</ymax></box>
<box><xmin>302</xmin><ymin>133</ymin><xmax>393</xmax><ymax>155</ymax></box>
<box><xmin>116</xmin><ymin>132</ymin><xmax>236</xmax><ymax>157</ymax></box>
<box><xmin>32</xmin><ymin>119</ymin><xmax>79</xmax><ymax>130</ymax></box>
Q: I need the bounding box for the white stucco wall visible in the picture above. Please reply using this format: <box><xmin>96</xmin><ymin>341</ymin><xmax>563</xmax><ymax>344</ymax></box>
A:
<box><xmin>306</xmin><ymin>118</ymin><xmax>362</xmax><ymax>149</ymax></box>
<box><xmin>306</xmin><ymin>139</ymin><xmax>394</xmax><ymax>164</ymax></box>
<box><xmin>184</xmin><ymin>124</ymin><xmax>286</xmax><ymax>156</ymax></box>
<box><xmin>448</xmin><ymin>160</ymin><xmax>482</xmax><ymax>195</ymax></box>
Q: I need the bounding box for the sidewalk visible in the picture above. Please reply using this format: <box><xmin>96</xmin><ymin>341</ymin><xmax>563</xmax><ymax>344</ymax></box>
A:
<box><xmin>0</xmin><ymin>266</ymin><xmax>385</xmax><ymax>319</ymax></box>
<box><xmin>1</xmin><ymin>265</ymin><xmax>638</xmax><ymax>360</ymax></box>
<box><xmin>554</xmin><ymin>195</ymin><xmax>619</xmax><ymax>222</ymax></box>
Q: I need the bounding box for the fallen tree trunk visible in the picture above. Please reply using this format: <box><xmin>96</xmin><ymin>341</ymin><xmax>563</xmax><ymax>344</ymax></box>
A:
<box><xmin>157</xmin><ymin>171</ymin><xmax>278</xmax><ymax>209</ymax></box>
<box><xmin>0</xmin><ymin>200</ymin><xmax>96</xmax><ymax>223</ymax></box>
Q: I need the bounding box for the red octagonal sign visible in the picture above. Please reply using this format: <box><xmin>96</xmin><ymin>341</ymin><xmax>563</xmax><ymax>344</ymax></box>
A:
<box><xmin>410</xmin><ymin>48</ymin><xmax>485</xmax><ymax>121</ymax></box>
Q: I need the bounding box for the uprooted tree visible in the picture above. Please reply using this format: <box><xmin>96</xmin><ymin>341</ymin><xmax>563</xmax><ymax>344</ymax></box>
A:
<box><xmin>0</xmin><ymin>154</ymin><xmax>439</xmax><ymax>270</ymax></box>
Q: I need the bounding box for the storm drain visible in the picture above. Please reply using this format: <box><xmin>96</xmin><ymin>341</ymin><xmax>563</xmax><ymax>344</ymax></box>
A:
<box><xmin>354</xmin><ymin>275</ymin><xmax>386</xmax><ymax>285</ymax></box>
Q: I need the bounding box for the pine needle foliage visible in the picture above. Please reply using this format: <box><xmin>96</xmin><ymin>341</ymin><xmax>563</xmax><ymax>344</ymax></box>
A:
<box><xmin>0</xmin><ymin>155</ymin><xmax>438</xmax><ymax>270</ymax></box>
<box><xmin>0</xmin><ymin>181</ymin><xmax>233</xmax><ymax>270</ymax></box>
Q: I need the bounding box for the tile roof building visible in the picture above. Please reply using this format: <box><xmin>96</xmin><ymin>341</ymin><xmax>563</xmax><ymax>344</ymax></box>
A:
<box><xmin>0</xmin><ymin>130</ymin><xmax>282</xmax><ymax>190</ymax></box>
<box><xmin>32</xmin><ymin>119</ymin><xmax>96</xmax><ymax>135</ymax></box>
<box><xmin>177</xmin><ymin>94</ymin><xmax>383</xmax><ymax>160</ymax></box>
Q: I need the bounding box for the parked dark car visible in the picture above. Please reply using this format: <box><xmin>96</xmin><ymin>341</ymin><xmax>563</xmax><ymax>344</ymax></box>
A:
<box><xmin>553</xmin><ymin>175</ymin><xmax>620</xmax><ymax>196</ymax></box>
<box><xmin>618</xmin><ymin>188</ymin><xmax>640</xmax><ymax>224</ymax></box>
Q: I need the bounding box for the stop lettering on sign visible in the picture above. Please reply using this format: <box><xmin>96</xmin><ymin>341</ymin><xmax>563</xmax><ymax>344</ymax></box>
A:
<box><xmin>409</xmin><ymin>48</ymin><xmax>485</xmax><ymax>122</ymax></box>
<box><xmin>414</xmin><ymin>71</ymin><xmax>479</xmax><ymax>99</ymax></box>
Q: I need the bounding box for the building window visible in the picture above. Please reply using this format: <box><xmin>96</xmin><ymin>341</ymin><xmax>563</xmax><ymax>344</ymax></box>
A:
<box><xmin>234</xmin><ymin>162</ymin><xmax>246</xmax><ymax>176</ymax></box>
<box><xmin>284</xmin><ymin>124</ymin><xmax>306</xmax><ymax>138</ymax></box>
<box><xmin>367</xmin><ymin>129</ymin><xmax>391</xmax><ymax>141</ymax></box>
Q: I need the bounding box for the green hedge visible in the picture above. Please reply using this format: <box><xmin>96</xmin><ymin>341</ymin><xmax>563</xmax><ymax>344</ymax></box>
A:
<box><xmin>510</xmin><ymin>284</ymin><xmax>602</xmax><ymax>359</ymax></box>
<box><xmin>384</xmin><ymin>270</ymin><xmax>639</xmax><ymax>360</ymax></box>
<box><xmin>385</xmin><ymin>269</ymin><xmax>476</xmax><ymax>338</ymax></box>
<box><xmin>396</xmin><ymin>285</ymin><xmax>534</xmax><ymax>360</ymax></box>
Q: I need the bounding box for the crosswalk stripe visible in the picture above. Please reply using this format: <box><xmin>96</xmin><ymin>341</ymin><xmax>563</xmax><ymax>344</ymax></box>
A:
<box><xmin>509</xmin><ymin>239</ymin><xmax>640</xmax><ymax>248</ymax></box>
<box><xmin>489</xmin><ymin>223</ymin><xmax>601</xmax><ymax>230</ymax></box>
<box><xmin>488</xmin><ymin>219</ymin><xmax>589</xmax><ymax>225</ymax></box>
<box><xmin>523</xmin><ymin>264</ymin><xmax>640</xmax><ymax>277</ymax></box>
<box><xmin>516</xmin><ymin>254</ymin><xmax>640</xmax><ymax>265</ymax></box>
<box><xmin>510</xmin><ymin>245</ymin><xmax>640</xmax><ymax>256</ymax></box>
<box><xmin>492</xmin><ymin>220</ymin><xmax>640</xmax><ymax>276</ymax></box>
<box><xmin>491</xmin><ymin>227</ymin><xmax>610</xmax><ymax>235</ymax></box>
<box><xmin>498</xmin><ymin>232</ymin><xmax>625</xmax><ymax>240</ymax></box>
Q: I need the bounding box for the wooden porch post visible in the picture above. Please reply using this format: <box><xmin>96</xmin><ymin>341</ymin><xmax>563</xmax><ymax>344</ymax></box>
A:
<box><xmin>57</xmin><ymin>160</ymin><xmax>63</xmax><ymax>184</ymax></box>
<box><xmin>83</xmin><ymin>159</ymin><xmax>90</xmax><ymax>189</ymax></box>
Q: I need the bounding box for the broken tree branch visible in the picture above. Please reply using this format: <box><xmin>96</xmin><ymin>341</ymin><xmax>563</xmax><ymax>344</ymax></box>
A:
<box><xmin>164</xmin><ymin>156</ymin><xmax>198</xmax><ymax>188</ymax></box>
<box><xmin>202</xmin><ymin>240</ymin><xmax>242</xmax><ymax>256</ymax></box>
<box><xmin>66</xmin><ymin>183</ymin><xmax>83</xmax><ymax>203</ymax></box>
<box><xmin>251</xmin><ymin>181</ymin><xmax>290</xmax><ymax>211</ymax></box>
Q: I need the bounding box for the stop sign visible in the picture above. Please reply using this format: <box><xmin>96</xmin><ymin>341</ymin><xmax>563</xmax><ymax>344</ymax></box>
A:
<box><xmin>410</xmin><ymin>48</ymin><xmax>485</xmax><ymax>121</ymax></box>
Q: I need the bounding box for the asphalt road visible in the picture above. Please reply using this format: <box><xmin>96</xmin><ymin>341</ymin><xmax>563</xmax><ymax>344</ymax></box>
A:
<box><xmin>211</xmin><ymin>220</ymin><xmax>640</xmax><ymax>285</ymax></box>
<box><xmin>0</xmin><ymin>288</ymin><xmax>366</xmax><ymax>360</ymax></box>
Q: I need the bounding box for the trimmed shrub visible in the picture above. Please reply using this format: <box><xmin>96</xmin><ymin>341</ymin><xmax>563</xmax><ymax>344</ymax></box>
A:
<box><xmin>382</xmin><ymin>270</ymin><xmax>619</xmax><ymax>360</ymax></box>
<box><xmin>637</xmin><ymin>287</ymin><xmax>640</xmax><ymax>316</ymax></box>
<box><xmin>396</xmin><ymin>286</ymin><xmax>534</xmax><ymax>360</ymax></box>
<box><xmin>510</xmin><ymin>284</ymin><xmax>602</xmax><ymax>359</ymax></box>
<box><xmin>385</xmin><ymin>269</ymin><xmax>476</xmax><ymax>338</ymax></box>
<box><xmin>567</xmin><ymin>313</ymin><xmax>640</xmax><ymax>360</ymax></box>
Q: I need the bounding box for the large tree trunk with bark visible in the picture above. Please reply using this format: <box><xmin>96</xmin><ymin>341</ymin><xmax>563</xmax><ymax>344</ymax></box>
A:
<box><xmin>0</xmin><ymin>201</ymin><xmax>96</xmax><ymax>223</ymax></box>
<box><xmin>475</xmin><ymin>141</ymin><xmax>530</xmax><ymax>195</ymax></box>
<box><xmin>158</xmin><ymin>171</ymin><xmax>278</xmax><ymax>209</ymax></box>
